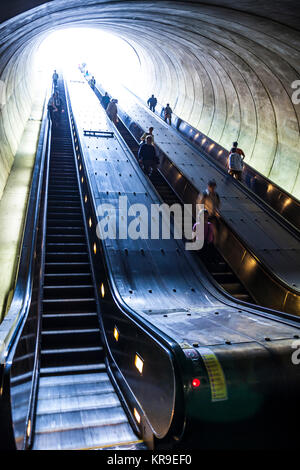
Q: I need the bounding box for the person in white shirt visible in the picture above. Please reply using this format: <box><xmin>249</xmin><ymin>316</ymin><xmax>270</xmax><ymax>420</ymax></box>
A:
<box><xmin>228</xmin><ymin>146</ymin><xmax>244</xmax><ymax>181</ymax></box>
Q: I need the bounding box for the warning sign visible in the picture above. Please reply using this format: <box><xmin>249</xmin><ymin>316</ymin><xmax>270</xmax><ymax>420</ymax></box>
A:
<box><xmin>198</xmin><ymin>347</ymin><xmax>228</xmax><ymax>402</ymax></box>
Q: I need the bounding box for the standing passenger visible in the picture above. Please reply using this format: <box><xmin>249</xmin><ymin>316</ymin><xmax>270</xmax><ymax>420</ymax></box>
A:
<box><xmin>232</xmin><ymin>141</ymin><xmax>245</xmax><ymax>159</ymax></box>
<box><xmin>101</xmin><ymin>92</ymin><xmax>111</xmax><ymax>110</ymax></box>
<box><xmin>199</xmin><ymin>180</ymin><xmax>221</xmax><ymax>220</ymax></box>
<box><xmin>52</xmin><ymin>70</ymin><xmax>59</xmax><ymax>88</ymax></box>
<box><xmin>140</xmin><ymin>127</ymin><xmax>155</xmax><ymax>145</ymax></box>
<box><xmin>106</xmin><ymin>99</ymin><xmax>118</xmax><ymax>124</ymax></box>
<box><xmin>164</xmin><ymin>103</ymin><xmax>172</xmax><ymax>125</ymax></box>
<box><xmin>228</xmin><ymin>144</ymin><xmax>245</xmax><ymax>181</ymax></box>
<box><xmin>147</xmin><ymin>94</ymin><xmax>157</xmax><ymax>112</ymax></box>
<box><xmin>138</xmin><ymin>136</ymin><xmax>158</xmax><ymax>176</ymax></box>
<box><xmin>89</xmin><ymin>76</ymin><xmax>96</xmax><ymax>90</ymax></box>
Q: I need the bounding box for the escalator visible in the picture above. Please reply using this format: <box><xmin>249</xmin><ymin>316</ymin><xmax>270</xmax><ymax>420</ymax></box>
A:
<box><xmin>3</xmin><ymin>73</ymin><xmax>300</xmax><ymax>451</ymax></box>
<box><xmin>89</xmin><ymin>78</ymin><xmax>300</xmax><ymax>315</ymax></box>
<box><xmin>5</xmin><ymin>80</ymin><xmax>144</xmax><ymax>450</ymax></box>
<box><xmin>110</xmin><ymin>112</ymin><xmax>254</xmax><ymax>305</ymax></box>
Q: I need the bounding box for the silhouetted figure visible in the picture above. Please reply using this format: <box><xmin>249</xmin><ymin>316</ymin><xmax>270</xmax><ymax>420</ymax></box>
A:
<box><xmin>106</xmin><ymin>99</ymin><xmax>118</xmax><ymax>124</ymax></box>
<box><xmin>52</xmin><ymin>70</ymin><xmax>59</xmax><ymax>88</ymax></box>
<box><xmin>138</xmin><ymin>136</ymin><xmax>158</xmax><ymax>176</ymax></box>
<box><xmin>147</xmin><ymin>94</ymin><xmax>157</xmax><ymax>112</ymax></box>
<box><xmin>48</xmin><ymin>91</ymin><xmax>62</xmax><ymax>128</ymax></box>
<box><xmin>101</xmin><ymin>92</ymin><xmax>111</xmax><ymax>110</ymax></box>
<box><xmin>164</xmin><ymin>103</ymin><xmax>172</xmax><ymax>125</ymax></box>
<box><xmin>193</xmin><ymin>209</ymin><xmax>215</xmax><ymax>261</ymax></box>
<box><xmin>199</xmin><ymin>180</ymin><xmax>220</xmax><ymax>219</ymax></box>
<box><xmin>89</xmin><ymin>76</ymin><xmax>96</xmax><ymax>90</ymax></box>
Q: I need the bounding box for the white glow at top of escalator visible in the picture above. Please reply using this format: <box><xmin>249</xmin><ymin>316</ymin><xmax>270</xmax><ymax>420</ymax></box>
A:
<box><xmin>35</xmin><ymin>27</ymin><xmax>144</xmax><ymax>92</ymax></box>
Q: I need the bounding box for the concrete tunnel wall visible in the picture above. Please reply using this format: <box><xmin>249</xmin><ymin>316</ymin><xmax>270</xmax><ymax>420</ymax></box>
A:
<box><xmin>0</xmin><ymin>0</ymin><xmax>299</xmax><ymax>319</ymax></box>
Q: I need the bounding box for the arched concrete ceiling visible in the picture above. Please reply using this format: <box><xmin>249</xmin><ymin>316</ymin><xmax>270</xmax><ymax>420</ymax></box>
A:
<box><xmin>0</xmin><ymin>0</ymin><xmax>300</xmax><ymax>198</ymax></box>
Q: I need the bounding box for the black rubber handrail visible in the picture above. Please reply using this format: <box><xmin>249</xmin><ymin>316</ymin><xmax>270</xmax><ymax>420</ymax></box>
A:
<box><xmin>0</xmin><ymin>88</ymin><xmax>51</xmax><ymax>364</ymax></box>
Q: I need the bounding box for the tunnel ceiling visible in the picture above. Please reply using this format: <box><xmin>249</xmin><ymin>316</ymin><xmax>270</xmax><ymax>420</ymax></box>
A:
<box><xmin>1</xmin><ymin>0</ymin><xmax>300</xmax><ymax>197</ymax></box>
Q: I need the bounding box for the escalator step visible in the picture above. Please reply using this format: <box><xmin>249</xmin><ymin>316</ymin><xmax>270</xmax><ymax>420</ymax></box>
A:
<box><xmin>39</xmin><ymin>363</ymin><xmax>106</xmax><ymax>377</ymax></box>
<box><xmin>44</xmin><ymin>262</ymin><xmax>91</xmax><ymax>274</ymax></box>
<box><xmin>42</xmin><ymin>313</ymin><xmax>99</xmax><ymax>329</ymax></box>
<box><xmin>41</xmin><ymin>329</ymin><xmax>101</xmax><ymax>349</ymax></box>
<box><xmin>44</xmin><ymin>273</ymin><xmax>92</xmax><ymax>286</ymax></box>
<box><xmin>40</xmin><ymin>346</ymin><xmax>104</xmax><ymax>368</ymax></box>
<box><xmin>43</xmin><ymin>298</ymin><xmax>96</xmax><ymax>314</ymax></box>
<box><xmin>43</xmin><ymin>285</ymin><xmax>95</xmax><ymax>299</ymax></box>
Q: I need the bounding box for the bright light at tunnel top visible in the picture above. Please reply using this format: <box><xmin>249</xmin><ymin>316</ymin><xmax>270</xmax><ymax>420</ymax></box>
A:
<box><xmin>35</xmin><ymin>28</ymin><xmax>143</xmax><ymax>91</ymax></box>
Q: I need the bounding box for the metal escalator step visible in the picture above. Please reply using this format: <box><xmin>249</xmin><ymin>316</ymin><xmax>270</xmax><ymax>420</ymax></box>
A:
<box><xmin>46</xmin><ymin>236</ymin><xmax>86</xmax><ymax>245</ymax></box>
<box><xmin>42</xmin><ymin>298</ymin><xmax>96</xmax><ymax>314</ymax></box>
<box><xmin>41</xmin><ymin>329</ymin><xmax>101</xmax><ymax>349</ymax></box>
<box><xmin>40</xmin><ymin>363</ymin><xmax>106</xmax><ymax>377</ymax></box>
<box><xmin>42</xmin><ymin>313</ymin><xmax>99</xmax><ymax>329</ymax></box>
<box><xmin>40</xmin><ymin>346</ymin><xmax>104</xmax><ymax>367</ymax></box>
<box><xmin>44</xmin><ymin>273</ymin><xmax>92</xmax><ymax>286</ymax></box>
<box><xmin>32</xmin><ymin>421</ymin><xmax>139</xmax><ymax>451</ymax></box>
<box><xmin>45</xmin><ymin>253</ymin><xmax>89</xmax><ymax>263</ymax></box>
<box><xmin>35</xmin><ymin>389</ymin><xmax>119</xmax><ymax>415</ymax></box>
<box><xmin>46</xmin><ymin>220</ymin><xmax>84</xmax><ymax>228</ymax></box>
<box><xmin>34</xmin><ymin>405</ymin><xmax>127</xmax><ymax>434</ymax></box>
<box><xmin>44</xmin><ymin>262</ymin><xmax>91</xmax><ymax>274</ymax></box>
<box><xmin>46</xmin><ymin>243</ymin><xmax>86</xmax><ymax>253</ymax></box>
<box><xmin>43</xmin><ymin>285</ymin><xmax>95</xmax><ymax>300</ymax></box>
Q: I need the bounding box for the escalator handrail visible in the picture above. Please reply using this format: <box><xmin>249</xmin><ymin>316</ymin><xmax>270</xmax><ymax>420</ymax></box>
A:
<box><xmin>0</xmin><ymin>86</ymin><xmax>51</xmax><ymax>366</ymax></box>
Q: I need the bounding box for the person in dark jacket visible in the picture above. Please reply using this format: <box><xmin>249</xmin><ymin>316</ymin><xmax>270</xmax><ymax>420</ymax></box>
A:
<box><xmin>138</xmin><ymin>136</ymin><xmax>158</xmax><ymax>176</ymax></box>
<box><xmin>89</xmin><ymin>76</ymin><xmax>96</xmax><ymax>90</ymax></box>
<box><xmin>147</xmin><ymin>94</ymin><xmax>157</xmax><ymax>112</ymax></box>
<box><xmin>101</xmin><ymin>92</ymin><xmax>110</xmax><ymax>110</ymax></box>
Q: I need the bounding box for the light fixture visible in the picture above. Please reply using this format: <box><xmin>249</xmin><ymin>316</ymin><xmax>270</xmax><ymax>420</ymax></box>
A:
<box><xmin>134</xmin><ymin>354</ymin><xmax>144</xmax><ymax>374</ymax></box>
<box><xmin>134</xmin><ymin>408</ymin><xmax>141</xmax><ymax>424</ymax></box>
<box><xmin>100</xmin><ymin>283</ymin><xmax>105</xmax><ymax>298</ymax></box>
<box><xmin>27</xmin><ymin>419</ymin><xmax>31</xmax><ymax>438</ymax></box>
<box><xmin>192</xmin><ymin>378</ymin><xmax>201</xmax><ymax>388</ymax></box>
<box><xmin>113</xmin><ymin>326</ymin><xmax>119</xmax><ymax>342</ymax></box>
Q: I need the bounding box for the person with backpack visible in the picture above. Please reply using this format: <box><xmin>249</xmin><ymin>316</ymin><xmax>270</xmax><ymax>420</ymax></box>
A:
<box><xmin>228</xmin><ymin>142</ymin><xmax>245</xmax><ymax>181</ymax></box>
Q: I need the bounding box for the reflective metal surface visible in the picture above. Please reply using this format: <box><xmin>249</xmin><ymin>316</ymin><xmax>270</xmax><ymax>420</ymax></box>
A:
<box><xmin>89</xmin><ymin>78</ymin><xmax>300</xmax><ymax>316</ymax></box>
<box><xmin>66</xmin><ymin>74</ymin><xmax>300</xmax><ymax>449</ymax></box>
